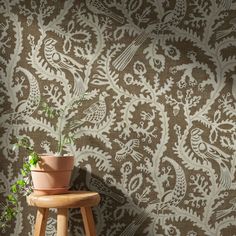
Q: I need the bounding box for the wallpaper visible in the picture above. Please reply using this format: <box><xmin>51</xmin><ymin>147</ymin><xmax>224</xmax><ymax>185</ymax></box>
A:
<box><xmin>0</xmin><ymin>0</ymin><xmax>236</xmax><ymax>235</ymax></box>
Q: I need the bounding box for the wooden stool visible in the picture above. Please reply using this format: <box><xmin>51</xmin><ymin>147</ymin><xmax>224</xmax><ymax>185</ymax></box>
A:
<box><xmin>27</xmin><ymin>191</ymin><xmax>100</xmax><ymax>236</ymax></box>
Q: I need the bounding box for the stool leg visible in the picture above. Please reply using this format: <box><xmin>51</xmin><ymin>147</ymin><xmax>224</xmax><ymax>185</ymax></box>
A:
<box><xmin>57</xmin><ymin>208</ymin><xmax>68</xmax><ymax>236</ymax></box>
<box><xmin>34</xmin><ymin>208</ymin><xmax>49</xmax><ymax>236</ymax></box>
<box><xmin>80</xmin><ymin>207</ymin><xmax>96</xmax><ymax>236</ymax></box>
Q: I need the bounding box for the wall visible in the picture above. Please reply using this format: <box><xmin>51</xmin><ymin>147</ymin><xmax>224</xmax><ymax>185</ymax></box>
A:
<box><xmin>0</xmin><ymin>0</ymin><xmax>236</xmax><ymax>235</ymax></box>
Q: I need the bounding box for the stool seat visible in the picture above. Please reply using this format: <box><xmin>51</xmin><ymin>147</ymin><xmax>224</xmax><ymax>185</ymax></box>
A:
<box><xmin>27</xmin><ymin>191</ymin><xmax>100</xmax><ymax>208</ymax></box>
<box><xmin>27</xmin><ymin>191</ymin><xmax>100</xmax><ymax>236</ymax></box>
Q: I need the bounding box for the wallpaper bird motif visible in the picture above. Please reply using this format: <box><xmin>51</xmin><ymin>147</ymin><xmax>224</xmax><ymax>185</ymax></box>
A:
<box><xmin>0</xmin><ymin>0</ymin><xmax>236</xmax><ymax>235</ymax></box>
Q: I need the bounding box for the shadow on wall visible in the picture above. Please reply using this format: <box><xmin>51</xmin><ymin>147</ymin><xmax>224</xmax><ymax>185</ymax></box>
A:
<box><xmin>70</xmin><ymin>165</ymin><xmax>127</xmax><ymax>235</ymax></box>
<box><xmin>71</xmin><ymin>165</ymin><xmax>126</xmax><ymax>204</ymax></box>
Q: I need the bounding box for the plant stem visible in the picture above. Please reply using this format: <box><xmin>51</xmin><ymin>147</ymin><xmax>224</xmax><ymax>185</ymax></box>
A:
<box><xmin>57</xmin><ymin>115</ymin><xmax>64</xmax><ymax>155</ymax></box>
<box><xmin>56</xmin><ymin>93</ymin><xmax>86</xmax><ymax>155</ymax></box>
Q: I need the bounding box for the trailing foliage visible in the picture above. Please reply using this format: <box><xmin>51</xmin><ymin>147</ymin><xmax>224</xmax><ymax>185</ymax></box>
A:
<box><xmin>0</xmin><ymin>137</ymin><xmax>39</xmax><ymax>231</ymax></box>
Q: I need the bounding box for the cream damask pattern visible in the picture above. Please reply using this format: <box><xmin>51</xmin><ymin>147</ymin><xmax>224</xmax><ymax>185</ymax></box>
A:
<box><xmin>0</xmin><ymin>0</ymin><xmax>236</xmax><ymax>235</ymax></box>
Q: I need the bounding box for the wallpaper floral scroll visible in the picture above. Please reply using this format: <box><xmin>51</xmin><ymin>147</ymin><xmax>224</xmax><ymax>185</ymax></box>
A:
<box><xmin>0</xmin><ymin>0</ymin><xmax>236</xmax><ymax>235</ymax></box>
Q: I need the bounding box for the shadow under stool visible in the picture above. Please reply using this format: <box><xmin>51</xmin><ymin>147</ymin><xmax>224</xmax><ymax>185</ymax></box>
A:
<box><xmin>27</xmin><ymin>191</ymin><xmax>101</xmax><ymax>236</ymax></box>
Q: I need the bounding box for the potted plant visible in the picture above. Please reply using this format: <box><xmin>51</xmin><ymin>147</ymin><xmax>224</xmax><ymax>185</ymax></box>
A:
<box><xmin>0</xmin><ymin>93</ymin><xmax>89</xmax><ymax>231</ymax></box>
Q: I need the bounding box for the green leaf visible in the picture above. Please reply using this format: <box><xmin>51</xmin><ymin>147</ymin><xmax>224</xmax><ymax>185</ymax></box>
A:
<box><xmin>23</xmin><ymin>163</ymin><xmax>30</xmax><ymax>170</ymax></box>
<box><xmin>16</xmin><ymin>180</ymin><xmax>25</xmax><ymax>187</ymax></box>
<box><xmin>29</xmin><ymin>152</ymin><xmax>39</xmax><ymax>166</ymax></box>
<box><xmin>7</xmin><ymin>194</ymin><xmax>17</xmax><ymax>204</ymax></box>
<box><xmin>5</xmin><ymin>207</ymin><xmax>16</xmax><ymax>220</ymax></box>
<box><xmin>11</xmin><ymin>185</ymin><xmax>17</xmax><ymax>193</ymax></box>
<box><xmin>20</xmin><ymin>169</ymin><xmax>27</xmax><ymax>176</ymax></box>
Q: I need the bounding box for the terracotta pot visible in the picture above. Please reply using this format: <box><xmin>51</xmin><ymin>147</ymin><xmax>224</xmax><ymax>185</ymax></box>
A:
<box><xmin>30</xmin><ymin>155</ymin><xmax>74</xmax><ymax>195</ymax></box>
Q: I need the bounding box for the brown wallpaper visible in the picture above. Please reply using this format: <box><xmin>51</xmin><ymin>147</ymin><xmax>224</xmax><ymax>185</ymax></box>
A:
<box><xmin>0</xmin><ymin>0</ymin><xmax>236</xmax><ymax>235</ymax></box>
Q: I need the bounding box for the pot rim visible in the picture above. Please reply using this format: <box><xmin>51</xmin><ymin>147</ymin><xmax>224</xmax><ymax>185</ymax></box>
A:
<box><xmin>39</xmin><ymin>154</ymin><xmax>74</xmax><ymax>158</ymax></box>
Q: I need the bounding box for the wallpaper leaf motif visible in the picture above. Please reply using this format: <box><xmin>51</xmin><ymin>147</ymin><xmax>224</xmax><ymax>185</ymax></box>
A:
<box><xmin>0</xmin><ymin>0</ymin><xmax>236</xmax><ymax>235</ymax></box>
